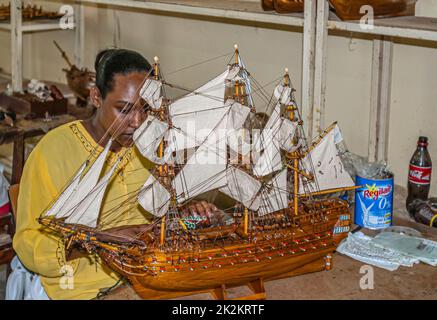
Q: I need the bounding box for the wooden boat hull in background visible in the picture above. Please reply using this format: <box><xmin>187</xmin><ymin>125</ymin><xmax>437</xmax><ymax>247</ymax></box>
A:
<box><xmin>261</xmin><ymin>0</ymin><xmax>416</xmax><ymax>20</ymax></box>
<box><xmin>330</xmin><ymin>0</ymin><xmax>417</xmax><ymax>21</ymax></box>
<box><xmin>275</xmin><ymin>0</ymin><xmax>304</xmax><ymax>13</ymax></box>
<box><xmin>261</xmin><ymin>0</ymin><xmax>304</xmax><ymax>13</ymax></box>
<box><xmin>261</xmin><ymin>0</ymin><xmax>275</xmax><ymax>11</ymax></box>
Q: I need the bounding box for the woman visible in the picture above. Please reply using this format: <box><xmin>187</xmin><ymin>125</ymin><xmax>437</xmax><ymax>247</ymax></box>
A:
<box><xmin>12</xmin><ymin>49</ymin><xmax>216</xmax><ymax>300</ymax></box>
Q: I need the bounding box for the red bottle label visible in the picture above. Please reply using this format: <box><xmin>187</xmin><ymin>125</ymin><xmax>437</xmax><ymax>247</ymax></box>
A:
<box><xmin>408</xmin><ymin>164</ymin><xmax>432</xmax><ymax>185</ymax></box>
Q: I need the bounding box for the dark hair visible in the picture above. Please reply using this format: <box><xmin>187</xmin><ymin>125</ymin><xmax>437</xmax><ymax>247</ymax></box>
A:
<box><xmin>94</xmin><ymin>48</ymin><xmax>152</xmax><ymax>99</ymax></box>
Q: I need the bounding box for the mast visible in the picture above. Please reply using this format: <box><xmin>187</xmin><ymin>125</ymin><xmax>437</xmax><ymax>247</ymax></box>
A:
<box><xmin>282</xmin><ymin>68</ymin><xmax>300</xmax><ymax>216</ymax></box>
<box><xmin>235</xmin><ymin>44</ymin><xmax>250</xmax><ymax>235</ymax></box>
<box><xmin>234</xmin><ymin>45</ymin><xmax>239</xmax><ymax>100</ymax></box>
<box><xmin>234</xmin><ymin>44</ymin><xmax>242</xmax><ymax>105</ymax></box>
<box><xmin>153</xmin><ymin>56</ymin><xmax>167</xmax><ymax>246</ymax></box>
<box><xmin>53</xmin><ymin>40</ymin><xmax>73</xmax><ymax>68</ymax></box>
<box><xmin>243</xmin><ymin>207</ymin><xmax>249</xmax><ymax>236</ymax></box>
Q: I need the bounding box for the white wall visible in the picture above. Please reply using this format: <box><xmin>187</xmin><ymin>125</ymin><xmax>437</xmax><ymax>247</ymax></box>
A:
<box><xmin>0</xmin><ymin>0</ymin><xmax>437</xmax><ymax>195</ymax></box>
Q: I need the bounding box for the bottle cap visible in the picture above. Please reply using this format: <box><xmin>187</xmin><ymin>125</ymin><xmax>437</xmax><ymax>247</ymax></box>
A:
<box><xmin>418</xmin><ymin>136</ymin><xmax>428</xmax><ymax>146</ymax></box>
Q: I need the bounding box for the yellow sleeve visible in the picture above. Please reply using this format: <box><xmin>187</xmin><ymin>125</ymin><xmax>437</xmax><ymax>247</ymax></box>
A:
<box><xmin>13</xmin><ymin>143</ymin><xmax>66</xmax><ymax>278</ymax></box>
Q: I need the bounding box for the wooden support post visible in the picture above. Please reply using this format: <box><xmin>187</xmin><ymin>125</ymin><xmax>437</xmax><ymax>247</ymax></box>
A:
<box><xmin>211</xmin><ymin>284</ymin><xmax>227</xmax><ymax>300</ymax></box>
<box><xmin>11</xmin><ymin>0</ymin><xmax>23</xmax><ymax>92</ymax></box>
<box><xmin>74</xmin><ymin>1</ymin><xmax>85</xmax><ymax>68</ymax></box>
<box><xmin>368</xmin><ymin>37</ymin><xmax>393</xmax><ymax>162</ymax></box>
<box><xmin>324</xmin><ymin>254</ymin><xmax>332</xmax><ymax>270</ymax></box>
<box><xmin>112</xmin><ymin>9</ymin><xmax>121</xmax><ymax>48</ymax></box>
<box><xmin>248</xmin><ymin>278</ymin><xmax>265</xmax><ymax>295</ymax></box>
<box><xmin>301</xmin><ymin>0</ymin><xmax>316</xmax><ymax>127</ymax></box>
<box><xmin>312</xmin><ymin>0</ymin><xmax>329</xmax><ymax>139</ymax></box>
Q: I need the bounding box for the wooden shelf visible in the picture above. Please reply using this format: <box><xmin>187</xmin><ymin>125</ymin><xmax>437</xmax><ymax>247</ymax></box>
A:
<box><xmin>77</xmin><ymin>0</ymin><xmax>437</xmax><ymax>41</ymax></box>
<box><xmin>78</xmin><ymin>0</ymin><xmax>305</xmax><ymax>27</ymax></box>
<box><xmin>0</xmin><ymin>19</ymin><xmax>64</xmax><ymax>32</ymax></box>
<box><xmin>328</xmin><ymin>15</ymin><xmax>437</xmax><ymax>42</ymax></box>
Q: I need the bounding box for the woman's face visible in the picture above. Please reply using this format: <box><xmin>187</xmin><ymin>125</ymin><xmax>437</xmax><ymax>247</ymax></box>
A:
<box><xmin>91</xmin><ymin>71</ymin><xmax>149</xmax><ymax>149</ymax></box>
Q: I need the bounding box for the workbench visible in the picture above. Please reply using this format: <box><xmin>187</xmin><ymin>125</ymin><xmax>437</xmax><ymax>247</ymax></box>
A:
<box><xmin>0</xmin><ymin>114</ymin><xmax>74</xmax><ymax>184</ymax></box>
<box><xmin>0</xmin><ymin>103</ymin><xmax>93</xmax><ymax>184</ymax></box>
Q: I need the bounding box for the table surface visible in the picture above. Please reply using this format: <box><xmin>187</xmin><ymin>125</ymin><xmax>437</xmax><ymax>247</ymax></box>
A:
<box><xmin>0</xmin><ymin>103</ymin><xmax>93</xmax><ymax>145</ymax></box>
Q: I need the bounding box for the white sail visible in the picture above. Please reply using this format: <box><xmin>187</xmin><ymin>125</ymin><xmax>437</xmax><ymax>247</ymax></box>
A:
<box><xmin>274</xmin><ymin>83</ymin><xmax>292</xmax><ymax>105</ymax></box>
<box><xmin>278</xmin><ymin>118</ymin><xmax>298</xmax><ymax>152</ymax></box>
<box><xmin>256</xmin><ymin>169</ymin><xmax>288</xmax><ymax>216</ymax></box>
<box><xmin>227</xmin><ymin>100</ymin><xmax>251</xmax><ymax>161</ymax></box>
<box><xmin>46</xmin><ymin>162</ymin><xmax>87</xmax><ymax>218</ymax></box>
<box><xmin>253</xmin><ymin>141</ymin><xmax>282</xmax><ymax>177</ymax></box>
<box><xmin>168</xmin><ymin>70</ymin><xmax>229</xmax><ymax>151</ymax></box>
<box><xmin>226</xmin><ymin>100</ymin><xmax>250</xmax><ymax>130</ymax></box>
<box><xmin>252</xmin><ymin>101</ymin><xmax>299</xmax><ymax>176</ymax></box>
<box><xmin>225</xmin><ymin>65</ymin><xmax>241</xmax><ymax>81</ymax></box>
<box><xmin>253</xmin><ymin>103</ymin><xmax>282</xmax><ymax>177</ymax></box>
<box><xmin>165</xmin><ymin>128</ymin><xmax>197</xmax><ymax>155</ymax></box>
<box><xmin>138</xmin><ymin>174</ymin><xmax>170</xmax><ymax>217</ymax></box>
<box><xmin>54</xmin><ymin>139</ymin><xmax>112</xmax><ymax>219</ymax></box>
<box><xmin>219</xmin><ymin>166</ymin><xmax>262</xmax><ymax>210</ymax></box>
<box><xmin>139</xmin><ymin>79</ymin><xmax>162</xmax><ymax>110</ymax></box>
<box><xmin>174</xmin><ymin>115</ymin><xmax>228</xmax><ymax>203</ymax></box>
<box><xmin>65</xmin><ymin>158</ymin><xmax>121</xmax><ymax>227</ymax></box>
<box><xmin>299</xmin><ymin>127</ymin><xmax>354</xmax><ymax>194</ymax></box>
<box><xmin>228</xmin><ymin>130</ymin><xmax>252</xmax><ymax>165</ymax></box>
<box><xmin>167</xmin><ymin>105</ymin><xmax>229</xmax><ymax>154</ymax></box>
<box><xmin>133</xmin><ymin>115</ymin><xmax>169</xmax><ymax>164</ymax></box>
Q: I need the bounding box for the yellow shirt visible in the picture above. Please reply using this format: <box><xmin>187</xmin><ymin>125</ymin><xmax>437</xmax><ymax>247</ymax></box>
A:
<box><xmin>13</xmin><ymin>120</ymin><xmax>153</xmax><ymax>300</ymax></box>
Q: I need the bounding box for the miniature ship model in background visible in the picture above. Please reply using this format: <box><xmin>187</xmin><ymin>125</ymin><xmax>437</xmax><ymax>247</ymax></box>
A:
<box><xmin>329</xmin><ymin>0</ymin><xmax>416</xmax><ymax>20</ymax></box>
<box><xmin>261</xmin><ymin>0</ymin><xmax>417</xmax><ymax>21</ymax></box>
<box><xmin>39</xmin><ymin>45</ymin><xmax>357</xmax><ymax>299</ymax></box>
<box><xmin>0</xmin><ymin>79</ymin><xmax>67</xmax><ymax>119</ymax></box>
<box><xmin>54</xmin><ymin>41</ymin><xmax>95</xmax><ymax>107</ymax></box>
<box><xmin>0</xmin><ymin>2</ymin><xmax>63</xmax><ymax>21</ymax></box>
<box><xmin>262</xmin><ymin>0</ymin><xmax>304</xmax><ymax>13</ymax></box>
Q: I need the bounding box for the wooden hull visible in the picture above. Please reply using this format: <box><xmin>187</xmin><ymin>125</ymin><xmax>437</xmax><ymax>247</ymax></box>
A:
<box><xmin>130</xmin><ymin>246</ymin><xmax>332</xmax><ymax>295</ymax></box>
<box><xmin>94</xmin><ymin>199</ymin><xmax>351</xmax><ymax>298</ymax></box>
<box><xmin>330</xmin><ymin>0</ymin><xmax>416</xmax><ymax>21</ymax></box>
<box><xmin>41</xmin><ymin>198</ymin><xmax>351</xmax><ymax>299</ymax></box>
<box><xmin>130</xmin><ymin>250</ymin><xmax>330</xmax><ymax>299</ymax></box>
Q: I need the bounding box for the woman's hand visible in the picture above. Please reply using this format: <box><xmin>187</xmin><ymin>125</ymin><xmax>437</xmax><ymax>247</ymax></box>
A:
<box><xmin>181</xmin><ymin>200</ymin><xmax>218</xmax><ymax>226</ymax></box>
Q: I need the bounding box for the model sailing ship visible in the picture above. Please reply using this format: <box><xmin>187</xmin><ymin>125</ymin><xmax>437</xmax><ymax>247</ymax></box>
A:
<box><xmin>53</xmin><ymin>41</ymin><xmax>95</xmax><ymax>107</ymax></box>
<box><xmin>0</xmin><ymin>3</ymin><xmax>63</xmax><ymax>21</ymax></box>
<box><xmin>39</xmin><ymin>45</ymin><xmax>357</xmax><ymax>299</ymax></box>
